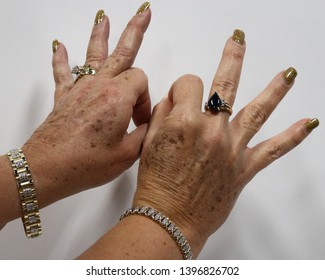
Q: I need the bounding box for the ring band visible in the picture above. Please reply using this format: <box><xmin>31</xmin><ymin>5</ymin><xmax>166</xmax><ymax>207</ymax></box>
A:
<box><xmin>204</xmin><ymin>92</ymin><xmax>232</xmax><ymax>115</ymax></box>
<box><xmin>71</xmin><ymin>64</ymin><xmax>96</xmax><ymax>83</ymax></box>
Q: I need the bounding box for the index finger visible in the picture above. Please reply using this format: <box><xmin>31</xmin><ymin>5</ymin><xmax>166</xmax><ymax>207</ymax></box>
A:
<box><xmin>168</xmin><ymin>74</ymin><xmax>204</xmax><ymax>114</ymax></box>
<box><xmin>97</xmin><ymin>3</ymin><xmax>151</xmax><ymax>78</ymax></box>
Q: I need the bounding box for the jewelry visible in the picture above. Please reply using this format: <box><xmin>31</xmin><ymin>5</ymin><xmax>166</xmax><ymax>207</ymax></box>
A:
<box><xmin>71</xmin><ymin>63</ymin><xmax>96</xmax><ymax>83</ymax></box>
<box><xmin>204</xmin><ymin>92</ymin><xmax>233</xmax><ymax>115</ymax></box>
<box><xmin>7</xmin><ymin>149</ymin><xmax>42</xmax><ymax>238</ymax></box>
<box><xmin>120</xmin><ymin>206</ymin><xmax>193</xmax><ymax>260</ymax></box>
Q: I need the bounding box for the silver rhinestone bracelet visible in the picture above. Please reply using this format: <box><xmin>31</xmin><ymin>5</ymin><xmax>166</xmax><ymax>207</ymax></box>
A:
<box><xmin>120</xmin><ymin>206</ymin><xmax>193</xmax><ymax>260</ymax></box>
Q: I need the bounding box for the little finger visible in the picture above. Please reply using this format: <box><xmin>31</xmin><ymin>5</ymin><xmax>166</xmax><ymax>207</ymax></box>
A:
<box><xmin>247</xmin><ymin>118</ymin><xmax>319</xmax><ymax>175</ymax></box>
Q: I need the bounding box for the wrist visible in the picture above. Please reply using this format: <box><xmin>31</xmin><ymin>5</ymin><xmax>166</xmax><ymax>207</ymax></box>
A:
<box><xmin>0</xmin><ymin>154</ymin><xmax>22</xmax><ymax>223</ymax></box>
<box><xmin>79</xmin><ymin>214</ymin><xmax>184</xmax><ymax>260</ymax></box>
<box><xmin>132</xmin><ymin>196</ymin><xmax>207</xmax><ymax>258</ymax></box>
<box><xmin>121</xmin><ymin>205</ymin><xmax>194</xmax><ymax>259</ymax></box>
<box><xmin>21</xmin><ymin>142</ymin><xmax>75</xmax><ymax>208</ymax></box>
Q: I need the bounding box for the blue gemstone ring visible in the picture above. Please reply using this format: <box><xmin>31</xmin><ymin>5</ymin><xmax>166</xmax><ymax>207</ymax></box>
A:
<box><xmin>204</xmin><ymin>92</ymin><xmax>232</xmax><ymax>115</ymax></box>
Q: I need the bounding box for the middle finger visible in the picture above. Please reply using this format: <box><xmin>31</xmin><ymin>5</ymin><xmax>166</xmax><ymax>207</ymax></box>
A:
<box><xmin>97</xmin><ymin>2</ymin><xmax>151</xmax><ymax>79</ymax></box>
<box><xmin>85</xmin><ymin>10</ymin><xmax>110</xmax><ymax>70</ymax></box>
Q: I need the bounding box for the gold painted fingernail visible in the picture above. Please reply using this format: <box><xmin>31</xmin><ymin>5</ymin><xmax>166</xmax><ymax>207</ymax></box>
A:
<box><xmin>136</xmin><ymin>2</ymin><xmax>150</xmax><ymax>15</ymax></box>
<box><xmin>283</xmin><ymin>67</ymin><xmax>298</xmax><ymax>85</ymax></box>
<box><xmin>95</xmin><ymin>9</ymin><xmax>105</xmax><ymax>25</ymax></box>
<box><xmin>304</xmin><ymin>118</ymin><xmax>319</xmax><ymax>133</ymax></box>
<box><xmin>232</xmin><ymin>29</ymin><xmax>245</xmax><ymax>45</ymax></box>
<box><xmin>52</xmin><ymin>39</ymin><xmax>59</xmax><ymax>54</ymax></box>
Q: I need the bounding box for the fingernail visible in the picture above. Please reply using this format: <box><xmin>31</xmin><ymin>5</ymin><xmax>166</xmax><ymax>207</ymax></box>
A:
<box><xmin>136</xmin><ymin>2</ymin><xmax>150</xmax><ymax>15</ymax></box>
<box><xmin>95</xmin><ymin>9</ymin><xmax>105</xmax><ymax>25</ymax></box>
<box><xmin>304</xmin><ymin>118</ymin><xmax>319</xmax><ymax>133</ymax></box>
<box><xmin>52</xmin><ymin>39</ymin><xmax>59</xmax><ymax>53</ymax></box>
<box><xmin>232</xmin><ymin>29</ymin><xmax>245</xmax><ymax>45</ymax></box>
<box><xmin>283</xmin><ymin>67</ymin><xmax>298</xmax><ymax>85</ymax></box>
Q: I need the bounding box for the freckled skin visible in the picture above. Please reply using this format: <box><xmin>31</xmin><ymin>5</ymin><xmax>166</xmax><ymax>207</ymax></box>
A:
<box><xmin>21</xmin><ymin>61</ymin><xmax>151</xmax><ymax>206</ymax></box>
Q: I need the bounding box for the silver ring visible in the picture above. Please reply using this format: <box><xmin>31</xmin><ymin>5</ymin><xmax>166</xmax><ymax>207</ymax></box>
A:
<box><xmin>71</xmin><ymin>64</ymin><xmax>96</xmax><ymax>83</ymax></box>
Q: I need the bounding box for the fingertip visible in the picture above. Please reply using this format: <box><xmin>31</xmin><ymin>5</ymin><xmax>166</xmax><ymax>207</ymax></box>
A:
<box><xmin>232</xmin><ymin>29</ymin><xmax>246</xmax><ymax>46</ymax></box>
<box><xmin>132</xmin><ymin>3</ymin><xmax>152</xmax><ymax>32</ymax></box>
<box><xmin>136</xmin><ymin>2</ymin><xmax>151</xmax><ymax>15</ymax></box>
<box><xmin>52</xmin><ymin>39</ymin><xmax>60</xmax><ymax>54</ymax></box>
<box><xmin>52</xmin><ymin>40</ymin><xmax>69</xmax><ymax>65</ymax></box>
<box><xmin>303</xmin><ymin>118</ymin><xmax>320</xmax><ymax>135</ymax></box>
<box><xmin>94</xmin><ymin>9</ymin><xmax>105</xmax><ymax>25</ymax></box>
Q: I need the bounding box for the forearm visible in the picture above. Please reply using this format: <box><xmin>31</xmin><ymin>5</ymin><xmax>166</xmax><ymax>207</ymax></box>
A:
<box><xmin>78</xmin><ymin>214</ymin><xmax>201</xmax><ymax>260</ymax></box>
<box><xmin>0</xmin><ymin>154</ymin><xmax>22</xmax><ymax>224</ymax></box>
<box><xmin>0</xmin><ymin>145</ymin><xmax>75</xmax><ymax>225</ymax></box>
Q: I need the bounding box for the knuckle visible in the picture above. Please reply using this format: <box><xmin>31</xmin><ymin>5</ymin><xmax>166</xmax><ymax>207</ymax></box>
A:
<box><xmin>130</xmin><ymin>67</ymin><xmax>148</xmax><ymax>82</ymax></box>
<box><xmin>212</xmin><ymin>74</ymin><xmax>238</xmax><ymax>94</ymax></box>
<box><xmin>241</xmin><ymin>103</ymin><xmax>267</xmax><ymax>134</ymax></box>
<box><xmin>270</xmin><ymin>82</ymin><xmax>287</xmax><ymax>99</ymax></box>
<box><xmin>204</xmin><ymin>128</ymin><xmax>227</xmax><ymax>152</ymax></box>
<box><xmin>112</xmin><ymin>41</ymin><xmax>135</xmax><ymax>63</ymax></box>
<box><xmin>86</xmin><ymin>50</ymin><xmax>105</xmax><ymax>67</ymax></box>
<box><xmin>54</xmin><ymin>72</ymin><xmax>66</xmax><ymax>85</ymax></box>
<box><xmin>167</xmin><ymin>113</ymin><xmax>201</xmax><ymax>133</ymax></box>
<box><xmin>264</xmin><ymin>141</ymin><xmax>283</xmax><ymax>162</ymax></box>
<box><xmin>176</xmin><ymin>74</ymin><xmax>203</xmax><ymax>88</ymax></box>
<box><xmin>223</xmin><ymin>45</ymin><xmax>245</xmax><ymax>62</ymax></box>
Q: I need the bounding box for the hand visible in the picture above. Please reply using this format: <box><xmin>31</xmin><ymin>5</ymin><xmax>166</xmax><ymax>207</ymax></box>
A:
<box><xmin>22</xmin><ymin>7</ymin><xmax>151</xmax><ymax>206</ymax></box>
<box><xmin>134</xmin><ymin>30</ymin><xmax>319</xmax><ymax>257</ymax></box>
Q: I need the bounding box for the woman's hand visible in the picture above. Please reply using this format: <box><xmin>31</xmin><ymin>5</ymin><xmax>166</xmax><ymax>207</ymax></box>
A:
<box><xmin>22</xmin><ymin>5</ymin><xmax>151</xmax><ymax>206</ymax></box>
<box><xmin>134</xmin><ymin>29</ymin><xmax>319</xmax><ymax>257</ymax></box>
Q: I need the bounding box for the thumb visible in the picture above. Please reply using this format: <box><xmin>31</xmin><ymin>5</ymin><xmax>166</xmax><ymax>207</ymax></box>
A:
<box><xmin>123</xmin><ymin>123</ymin><xmax>149</xmax><ymax>160</ymax></box>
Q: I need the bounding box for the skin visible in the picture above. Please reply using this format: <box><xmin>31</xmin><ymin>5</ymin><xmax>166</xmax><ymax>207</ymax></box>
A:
<box><xmin>0</xmin><ymin>6</ymin><xmax>317</xmax><ymax>259</ymax></box>
<box><xmin>79</xmin><ymin>30</ymin><xmax>316</xmax><ymax>260</ymax></box>
<box><xmin>0</xmin><ymin>9</ymin><xmax>151</xmax><ymax>225</ymax></box>
<box><xmin>133</xmin><ymin>36</ymin><xmax>315</xmax><ymax>257</ymax></box>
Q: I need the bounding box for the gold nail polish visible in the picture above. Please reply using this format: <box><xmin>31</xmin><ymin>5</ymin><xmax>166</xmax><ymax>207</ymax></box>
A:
<box><xmin>232</xmin><ymin>29</ymin><xmax>245</xmax><ymax>45</ymax></box>
<box><xmin>95</xmin><ymin>9</ymin><xmax>105</xmax><ymax>25</ymax></box>
<box><xmin>283</xmin><ymin>67</ymin><xmax>298</xmax><ymax>85</ymax></box>
<box><xmin>304</xmin><ymin>118</ymin><xmax>319</xmax><ymax>133</ymax></box>
<box><xmin>52</xmin><ymin>39</ymin><xmax>59</xmax><ymax>54</ymax></box>
<box><xmin>136</xmin><ymin>2</ymin><xmax>150</xmax><ymax>15</ymax></box>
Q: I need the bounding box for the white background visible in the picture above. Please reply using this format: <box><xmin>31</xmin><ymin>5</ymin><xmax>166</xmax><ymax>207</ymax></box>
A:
<box><xmin>0</xmin><ymin>0</ymin><xmax>324</xmax><ymax>259</ymax></box>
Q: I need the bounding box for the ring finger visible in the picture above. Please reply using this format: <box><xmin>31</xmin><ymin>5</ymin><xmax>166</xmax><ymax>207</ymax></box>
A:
<box><xmin>205</xmin><ymin>29</ymin><xmax>246</xmax><ymax>121</ymax></box>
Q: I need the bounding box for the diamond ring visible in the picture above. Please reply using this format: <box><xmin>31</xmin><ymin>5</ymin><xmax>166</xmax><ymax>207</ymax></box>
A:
<box><xmin>71</xmin><ymin>64</ymin><xmax>96</xmax><ymax>83</ymax></box>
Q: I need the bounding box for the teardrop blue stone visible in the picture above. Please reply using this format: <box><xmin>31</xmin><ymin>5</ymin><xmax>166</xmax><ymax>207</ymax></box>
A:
<box><xmin>207</xmin><ymin>92</ymin><xmax>222</xmax><ymax>112</ymax></box>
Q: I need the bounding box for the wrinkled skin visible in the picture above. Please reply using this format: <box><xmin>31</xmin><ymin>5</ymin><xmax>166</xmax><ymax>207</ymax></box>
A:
<box><xmin>22</xmin><ymin>10</ymin><xmax>152</xmax><ymax>205</ymax></box>
<box><xmin>134</xmin><ymin>35</ymin><xmax>313</xmax><ymax>250</ymax></box>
